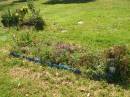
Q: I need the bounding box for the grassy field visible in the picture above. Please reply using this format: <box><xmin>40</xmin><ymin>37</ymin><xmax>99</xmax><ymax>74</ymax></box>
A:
<box><xmin>0</xmin><ymin>0</ymin><xmax>130</xmax><ymax>97</ymax></box>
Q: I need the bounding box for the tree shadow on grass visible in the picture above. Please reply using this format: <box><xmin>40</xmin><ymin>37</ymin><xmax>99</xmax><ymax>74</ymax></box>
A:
<box><xmin>11</xmin><ymin>0</ymin><xmax>27</xmax><ymax>3</ymax></box>
<box><xmin>43</xmin><ymin>0</ymin><xmax>95</xmax><ymax>4</ymax></box>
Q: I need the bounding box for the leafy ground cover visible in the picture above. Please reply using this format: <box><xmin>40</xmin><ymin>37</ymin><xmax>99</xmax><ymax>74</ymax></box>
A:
<box><xmin>0</xmin><ymin>0</ymin><xmax>130</xmax><ymax>97</ymax></box>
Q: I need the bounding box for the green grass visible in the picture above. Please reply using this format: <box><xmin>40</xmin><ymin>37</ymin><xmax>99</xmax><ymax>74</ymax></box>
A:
<box><xmin>0</xmin><ymin>0</ymin><xmax>130</xmax><ymax>96</ymax></box>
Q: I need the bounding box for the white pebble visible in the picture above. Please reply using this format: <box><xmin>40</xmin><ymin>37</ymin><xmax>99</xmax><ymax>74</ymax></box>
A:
<box><xmin>78</xmin><ymin>21</ymin><xmax>84</xmax><ymax>25</ymax></box>
<box><xmin>61</xmin><ymin>30</ymin><xmax>67</xmax><ymax>33</ymax></box>
<box><xmin>87</xmin><ymin>93</ymin><xmax>90</xmax><ymax>97</ymax></box>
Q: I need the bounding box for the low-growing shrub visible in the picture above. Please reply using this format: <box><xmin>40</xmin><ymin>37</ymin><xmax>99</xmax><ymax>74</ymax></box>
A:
<box><xmin>1</xmin><ymin>9</ymin><xmax>19</xmax><ymax>27</ymax></box>
<box><xmin>1</xmin><ymin>0</ymin><xmax>45</xmax><ymax>30</ymax></box>
<box><xmin>34</xmin><ymin>17</ymin><xmax>44</xmax><ymax>30</ymax></box>
<box><xmin>105</xmin><ymin>45</ymin><xmax>130</xmax><ymax>83</ymax></box>
<box><xmin>82</xmin><ymin>53</ymin><xmax>106</xmax><ymax>81</ymax></box>
<box><xmin>1</xmin><ymin>7</ymin><xmax>28</xmax><ymax>28</ymax></box>
<box><xmin>38</xmin><ymin>42</ymin><xmax>104</xmax><ymax>70</ymax></box>
<box><xmin>21</xmin><ymin>16</ymin><xmax>45</xmax><ymax>30</ymax></box>
<box><xmin>78</xmin><ymin>53</ymin><xmax>100</xmax><ymax>68</ymax></box>
<box><xmin>85</xmin><ymin>65</ymin><xmax>106</xmax><ymax>81</ymax></box>
<box><xmin>22</xmin><ymin>16</ymin><xmax>45</xmax><ymax>30</ymax></box>
<box><xmin>36</xmin><ymin>42</ymin><xmax>82</xmax><ymax>67</ymax></box>
<box><xmin>26</xmin><ymin>0</ymin><xmax>45</xmax><ymax>30</ymax></box>
<box><xmin>48</xmin><ymin>43</ymin><xmax>80</xmax><ymax>65</ymax></box>
<box><xmin>83</xmin><ymin>45</ymin><xmax>130</xmax><ymax>83</ymax></box>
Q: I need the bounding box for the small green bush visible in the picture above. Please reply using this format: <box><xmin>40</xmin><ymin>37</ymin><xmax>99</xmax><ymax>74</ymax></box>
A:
<box><xmin>27</xmin><ymin>0</ymin><xmax>45</xmax><ymax>30</ymax></box>
<box><xmin>34</xmin><ymin>17</ymin><xmax>44</xmax><ymax>30</ymax></box>
<box><xmin>37</xmin><ymin>42</ymin><xmax>82</xmax><ymax>66</ymax></box>
<box><xmin>1</xmin><ymin>0</ymin><xmax>44</xmax><ymax>30</ymax></box>
<box><xmin>83</xmin><ymin>45</ymin><xmax>130</xmax><ymax>83</ymax></box>
<box><xmin>82</xmin><ymin>53</ymin><xmax>106</xmax><ymax>81</ymax></box>
<box><xmin>1</xmin><ymin>7</ymin><xmax>28</xmax><ymax>27</ymax></box>
<box><xmin>21</xmin><ymin>16</ymin><xmax>45</xmax><ymax>30</ymax></box>
<box><xmin>1</xmin><ymin>9</ymin><xmax>19</xmax><ymax>27</ymax></box>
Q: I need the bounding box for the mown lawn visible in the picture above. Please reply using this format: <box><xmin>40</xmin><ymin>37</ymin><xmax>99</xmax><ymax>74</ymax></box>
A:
<box><xmin>0</xmin><ymin>0</ymin><xmax>130</xmax><ymax>97</ymax></box>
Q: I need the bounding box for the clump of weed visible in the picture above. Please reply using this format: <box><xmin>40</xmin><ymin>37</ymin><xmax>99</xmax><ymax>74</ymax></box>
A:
<box><xmin>105</xmin><ymin>45</ymin><xmax>130</xmax><ymax>83</ymax></box>
<box><xmin>34</xmin><ymin>17</ymin><xmax>44</xmax><ymax>30</ymax></box>
<box><xmin>25</xmin><ymin>0</ymin><xmax>45</xmax><ymax>30</ymax></box>
<box><xmin>22</xmin><ymin>16</ymin><xmax>45</xmax><ymax>30</ymax></box>
<box><xmin>13</xmin><ymin>32</ymin><xmax>33</xmax><ymax>47</ymax></box>
<box><xmin>1</xmin><ymin>7</ymin><xmax>28</xmax><ymax>28</ymax></box>
<box><xmin>55</xmin><ymin>42</ymin><xmax>81</xmax><ymax>53</ymax></box>
<box><xmin>84</xmin><ymin>45</ymin><xmax>130</xmax><ymax>82</ymax></box>
<box><xmin>38</xmin><ymin>42</ymin><xmax>104</xmax><ymax>73</ymax></box>
<box><xmin>33</xmin><ymin>42</ymin><xmax>83</xmax><ymax>68</ymax></box>
<box><xmin>11</xmin><ymin>31</ymin><xmax>33</xmax><ymax>55</ymax></box>
<box><xmin>1</xmin><ymin>9</ymin><xmax>20</xmax><ymax>27</ymax></box>
<box><xmin>1</xmin><ymin>0</ymin><xmax>45</xmax><ymax>30</ymax></box>
<box><xmin>78</xmin><ymin>53</ymin><xmax>100</xmax><ymax>67</ymax></box>
<box><xmin>43</xmin><ymin>42</ymin><xmax>81</xmax><ymax>66</ymax></box>
<box><xmin>82</xmin><ymin>52</ymin><xmax>106</xmax><ymax>81</ymax></box>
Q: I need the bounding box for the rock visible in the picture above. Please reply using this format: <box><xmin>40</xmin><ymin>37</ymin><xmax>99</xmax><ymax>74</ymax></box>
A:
<box><xmin>87</xmin><ymin>93</ymin><xmax>90</xmax><ymax>97</ymax></box>
<box><xmin>78</xmin><ymin>21</ymin><xmax>84</xmax><ymax>25</ymax></box>
<box><xmin>61</xmin><ymin>29</ymin><xmax>67</xmax><ymax>33</ymax></box>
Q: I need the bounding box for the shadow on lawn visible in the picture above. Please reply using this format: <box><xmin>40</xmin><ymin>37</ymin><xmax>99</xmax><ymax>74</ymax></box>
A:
<box><xmin>44</xmin><ymin>0</ymin><xmax>95</xmax><ymax>4</ymax></box>
<box><xmin>11</xmin><ymin>0</ymin><xmax>27</xmax><ymax>3</ymax></box>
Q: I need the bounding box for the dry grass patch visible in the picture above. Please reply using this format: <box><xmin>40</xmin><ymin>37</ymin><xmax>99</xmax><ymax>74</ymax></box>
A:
<box><xmin>9</xmin><ymin>66</ymin><xmax>130</xmax><ymax>97</ymax></box>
